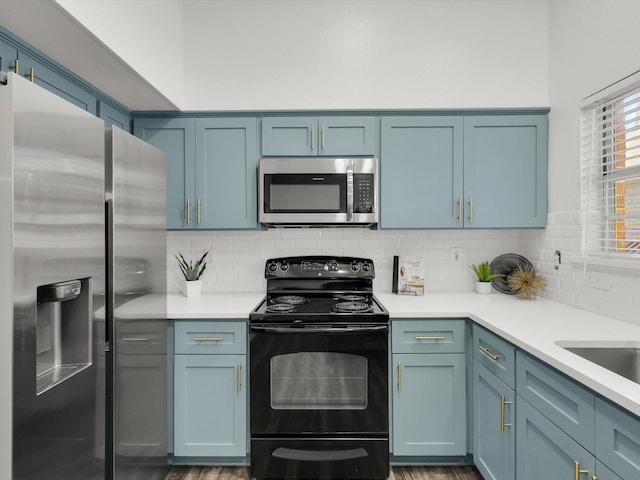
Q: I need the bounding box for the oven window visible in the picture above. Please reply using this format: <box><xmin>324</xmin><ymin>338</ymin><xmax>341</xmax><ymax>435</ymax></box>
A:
<box><xmin>270</xmin><ymin>352</ymin><xmax>367</xmax><ymax>410</ymax></box>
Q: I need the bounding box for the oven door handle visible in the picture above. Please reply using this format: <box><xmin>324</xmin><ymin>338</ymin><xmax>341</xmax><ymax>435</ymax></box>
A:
<box><xmin>272</xmin><ymin>446</ymin><xmax>369</xmax><ymax>462</ymax></box>
<box><xmin>250</xmin><ymin>325</ymin><xmax>388</xmax><ymax>334</ymax></box>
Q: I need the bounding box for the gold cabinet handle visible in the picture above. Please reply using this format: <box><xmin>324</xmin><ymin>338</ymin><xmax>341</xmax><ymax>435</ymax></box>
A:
<box><xmin>194</xmin><ymin>337</ymin><xmax>224</xmax><ymax>342</ymax></box>
<box><xmin>500</xmin><ymin>395</ymin><xmax>512</xmax><ymax>432</ymax></box>
<box><xmin>321</xmin><ymin>123</ymin><xmax>325</xmax><ymax>150</ymax></box>
<box><xmin>468</xmin><ymin>197</ymin><xmax>473</xmax><ymax>223</ymax></box>
<box><xmin>310</xmin><ymin>123</ymin><xmax>315</xmax><ymax>150</ymax></box>
<box><xmin>197</xmin><ymin>198</ymin><xmax>202</xmax><ymax>225</ymax></box>
<box><xmin>479</xmin><ymin>346</ymin><xmax>500</xmax><ymax>361</ymax></box>
<box><xmin>415</xmin><ymin>336</ymin><xmax>445</xmax><ymax>341</ymax></box>
<box><xmin>574</xmin><ymin>461</ymin><xmax>589</xmax><ymax>480</ymax></box>
<box><xmin>186</xmin><ymin>198</ymin><xmax>192</xmax><ymax>225</ymax></box>
<box><xmin>24</xmin><ymin>67</ymin><xmax>34</xmax><ymax>82</ymax></box>
<box><xmin>9</xmin><ymin>59</ymin><xmax>19</xmax><ymax>73</ymax></box>
<box><xmin>237</xmin><ymin>363</ymin><xmax>242</xmax><ymax>393</ymax></box>
<box><xmin>457</xmin><ymin>197</ymin><xmax>462</xmax><ymax>223</ymax></box>
<box><xmin>397</xmin><ymin>362</ymin><xmax>402</xmax><ymax>392</ymax></box>
<box><xmin>122</xmin><ymin>337</ymin><xmax>149</xmax><ymax>342</ymax></box>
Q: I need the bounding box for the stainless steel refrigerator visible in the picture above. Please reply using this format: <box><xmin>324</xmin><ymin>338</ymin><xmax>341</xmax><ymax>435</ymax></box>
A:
<box><xmin>0</xmin><ymin>72</ymin><xmax>167</xmax><ymax>480</ymax></box>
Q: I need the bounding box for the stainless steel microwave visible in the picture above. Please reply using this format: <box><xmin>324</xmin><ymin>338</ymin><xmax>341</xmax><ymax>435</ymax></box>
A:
<box><xmin>258</xmin><ymin>157</ymin><xmax>378</xmax><ymax>227</ymax></box>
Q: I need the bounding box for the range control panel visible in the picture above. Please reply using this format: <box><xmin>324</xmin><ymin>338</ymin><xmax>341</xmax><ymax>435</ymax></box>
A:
<box><xmin>265</xmin><ymin>256</ymin><xmax>375</xmax><ymax>279</ymax></box>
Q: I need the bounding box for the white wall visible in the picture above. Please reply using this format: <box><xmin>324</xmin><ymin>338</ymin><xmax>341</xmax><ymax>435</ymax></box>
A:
<box><xmin>181</xmin><ymin>0</ymin><xmax>549</xmax><ymax>110</ymax></box>
<box><xmin>55</xmin><ymin>0</ymin><xmax>185</xmax><ymax>109</ymax></box>
<box><xmin>535</xmin><ymin>0</ymin><xmax>640</xmax><ymax>326</ymax></box>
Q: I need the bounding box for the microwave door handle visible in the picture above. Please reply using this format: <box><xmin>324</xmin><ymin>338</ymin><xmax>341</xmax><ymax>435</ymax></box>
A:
<box><xmin>346</xmin><ymin>165</ymin><xmax>354</xmax><ymax>222</ymax></box>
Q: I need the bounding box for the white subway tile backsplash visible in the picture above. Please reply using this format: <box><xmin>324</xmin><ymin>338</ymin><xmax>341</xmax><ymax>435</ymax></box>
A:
<box><xmin>167</xmin><ymin>215</ymin><xmax>637</xmax><ymax>327</ymax></box>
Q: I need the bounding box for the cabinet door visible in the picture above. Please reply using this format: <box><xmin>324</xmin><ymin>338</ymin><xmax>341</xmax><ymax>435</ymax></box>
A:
<box><xmin>380</xmin><ymin>116</ymin><xmax>463</xmax><ymax>228</ymax></box>
<box><xmin>516</xmin><ymin>351</ymin><xmax>595</xmax><ymax>451</ymax></box>
<box><xmin>134</xmin><ymin>118</ymin><xmax>196</xmax><ymax>229</ymax></box>
<box><xmin>195</xmin><ymin>118</ymin><xmax>258</xmax><ymax>229</ymax></box>
<box><xmin>319</xmin><ymin>116</ymin><xmax>378</xmax><ymax>156</ymax></box>
<box><xmin>596</xmin><ymin>461</ymin><xmax>623</xmax><ymax>480</ymax></box>
<box><xmin>261</xmin><ymin>116</ymin><xmax>317</xmax><ymax>156</ymax></box>
<box><xmin>0</xmin><ymin>38</ymin><xmax>18</xmax><ymax>73</ymax></box>
<box><xmin>463</xmin><ymin>115</ymin><xmax>547</xmax><ymax>228</ymax></box>
<box><xmin>392</xmin><ymin>353</ymin><xmax>466</xmax><ymax>456</ymax></box>
<box><xmin>516</xmin><ymin>397</ymin><xmax>595</xmax><ymax>480</ymax></box>
<box><xmin>174</xmin><ymin>354</ymin><xmax>246</xmax><ymax>458</ymax></box>
<box><xmin>473</xmin><ymin>362</ymin><xmax>515</xmax><ymax>480</ymax></box>
<box><xmin>595</xmin><ymin>397</ymin><xmax>640</xmax><ymax>480</ymax></box>
<box><xmin>18</xmin><ymin>52</ymin><xmax>97</xmax><ymax>114</ymax></box>
<box><xmin>98</xmin><ymin>100</ymin><xmax>130</xmax><ymax>131</ymax></box>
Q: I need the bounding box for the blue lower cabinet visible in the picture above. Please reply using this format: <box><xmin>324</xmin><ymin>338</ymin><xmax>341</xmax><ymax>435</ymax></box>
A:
<box><xmin>473</xmin><ymin>361</ymin><xmax>515</xmax><ymax>480</ymax></box>
<box><xmin>597</xmin><ymin>461</ymin><xmax>623</xmax><ymax>480</ymax></box>
<box><xmin>595</xmin><ymin>397</ymin><xmax>640</xmax><ymax>480</ymax></box>
<box><xmin>173</xmin><ymin>354</ymin><xmax>246</xmax><ymax>457</ymax></box>
<box><xmin>516</xmin><ymin>351</ymin><xmax>595</xmax><ymax>451</ymax></box>
<box><xmin>516</xmin><ymin>397</ymin><xmax>595</xmax><ymax>480</ymax></box>
<box><xmin>392</xmin><ymin>353</ymin><xmax>467</xmax><ymax>456</ymax></box>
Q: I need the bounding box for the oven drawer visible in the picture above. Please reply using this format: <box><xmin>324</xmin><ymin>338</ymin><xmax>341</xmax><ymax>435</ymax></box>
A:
<box><xmin>251</xmin><ymin>437</ymin><xmax>389</xmax><ymax>480</ymax></box>
<box><xmin>175</xmin><ymin>321</ymin><xmax>246</xmax><ymax>355</ymax></box>
<box><xmin>392</xmin><ymin>319</ymin><xmax>465</xmax><ymax>354</ymax></box>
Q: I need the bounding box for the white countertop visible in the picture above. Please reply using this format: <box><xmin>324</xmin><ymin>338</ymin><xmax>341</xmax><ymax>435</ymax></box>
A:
<box><xmin>161</xmin><ymin>291</ymin><xmax>640</xmax><ymax>417</ymax></box>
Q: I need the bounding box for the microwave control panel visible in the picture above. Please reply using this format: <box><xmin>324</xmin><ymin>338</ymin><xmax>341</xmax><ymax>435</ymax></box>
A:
<box><xmin>353</xmin><ymin>174</ymin><xmax>375</xmax><ymax>213</ymax></box>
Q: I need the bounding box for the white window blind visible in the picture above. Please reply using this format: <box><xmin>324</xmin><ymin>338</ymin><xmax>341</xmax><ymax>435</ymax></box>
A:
<box><xmin>581</xmin><ymin>84</ymin><xmax>640</xmax><ymax>262</ymax></box>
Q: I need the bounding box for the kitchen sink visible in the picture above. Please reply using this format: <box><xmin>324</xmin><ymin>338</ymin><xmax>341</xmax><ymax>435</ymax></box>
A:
<box><xmin>561</xmin><ymin>344</ymin><xmax>640</xmax><ymax>384</ymax></box>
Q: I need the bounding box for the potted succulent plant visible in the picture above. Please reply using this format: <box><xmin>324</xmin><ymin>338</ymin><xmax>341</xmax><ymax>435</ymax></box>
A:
<box><xmin>470</xmin><ymin>261</ymin><xmax>503</xmax><ymax>294</ymax></box>
<box><xmin>175</xmin><ymin>251</ymin><xmax>209</xmax><ymax>297</ymax></box>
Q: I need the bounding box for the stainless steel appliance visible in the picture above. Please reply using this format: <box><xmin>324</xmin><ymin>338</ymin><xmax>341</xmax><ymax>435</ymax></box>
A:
<box><xmin>249</xmin><ymin>256</ymin><xmax>389</xmax><ymax>480</ymax></box>
<box><xmin>258</xmin><ymin>157</ymin><xmax>378</xmax><ymax>227</ymax></box>
<box><xmin>0</xmin><ymin>72</ymin><xmax>167</xmax><ymax>480</ymax></box>
<box><xmin>106</xmin><ymin>126</ymin><xmax>167</xmax><ymax>480</ymax></box>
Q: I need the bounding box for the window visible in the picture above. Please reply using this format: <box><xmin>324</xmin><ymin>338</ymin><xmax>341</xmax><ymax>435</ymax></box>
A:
<box><xmin>582</xmin><ymin>84</ymin><xmax>640</xmax><ymax>260</ymax></box>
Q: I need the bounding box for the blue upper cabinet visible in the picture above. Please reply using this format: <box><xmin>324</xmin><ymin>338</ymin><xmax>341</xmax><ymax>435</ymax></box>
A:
<box><xmin>134</xmin><ymin>118</ymin><xmax>196</xmax><ymax>230</ymax></box>
<box><xmin>380</xmin><ymin>113</ymin><xmax>548</xmax><ymax>229</ymax></box>
<box><xmin>134</xmin><ymin>116</ymin><xmax>258</xmax><ymax>230</ymax></box>
<box><xmin>463</xmin><ymin>115</ymin><xmax>548</xmax><ymax>228</ymax></box>
<box><xmin>0</xmin><ymin>37</ymin><xmax>18</xmax><ymax>73</ymax></box>
<box><xmin>195</xmin><ymin>118</ymin><xmax>258</xmax><ymax>229</ymax></box>
<box><xmin>262</xmin><ymin>116</ymin><xmax>377</xmax><ymax>156</ymax></box>
<box><xmin>380</xmin><ymin>116</ymin><xmax>464</xmax><ymax>228</ymax></box>
<box><xmin>17</xmin><ymin>52</ymin><xmax>98</xmax><ymax>115</ymax></box>
<box><xmin>98</xmin><ymin>101</ymin><xmax>130</xmax><ymax>131</ymax></box>
<box><xmin>2</xmin><ymin>26</ymin><xmax>129</xmax><ymax>127</ymax></box>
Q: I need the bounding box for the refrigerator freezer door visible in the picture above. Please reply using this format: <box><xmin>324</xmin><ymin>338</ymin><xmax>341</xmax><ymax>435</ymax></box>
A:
<box><xmin>5</xmin><ymin>73</ymin><xmax>106</xmax><ymax>480</ymax></box>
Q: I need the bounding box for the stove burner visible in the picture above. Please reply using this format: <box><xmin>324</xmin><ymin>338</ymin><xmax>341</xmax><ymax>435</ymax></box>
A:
<box><xmin>273</xmin><ymin>295</ymin><xmax>308</xmax><ymax>306</ymax></box>
<box><xmin>265</xmin><ymin>303</ymin><xmax>297</xmax><ymax>313</ymax></box>
<box><xmin>332</xmin><ymin>301</ymin><xmax>373</xmax><ymax>313</ymax></box>
<box><xmin>337</xmin><ymin>294</ymin><xmax>367</xmax><ymax>303</ymax></box>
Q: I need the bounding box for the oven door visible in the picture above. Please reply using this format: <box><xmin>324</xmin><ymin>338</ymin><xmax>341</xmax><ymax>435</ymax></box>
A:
<box><xmin>249</xmin><ymin>323</ymin><xmax>389</xmax><ymax>436</ymax></box>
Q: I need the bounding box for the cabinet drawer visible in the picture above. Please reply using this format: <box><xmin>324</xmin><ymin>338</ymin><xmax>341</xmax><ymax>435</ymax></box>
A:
<box><xmin>392</xmin><ymin>319</ymin><xmax>465</xmax><ymax>354</ymax></box>
<box><xmin>175</xmin><ymin>321</ymin><xmax>246</xmax><ymax>355</ymax></box>
<box><xmin>516</xmin><ymin>351</ymin><xmax>595</xmax><ymax>451</ymax></box>
<box><xmin>473</xmin><ymin>324</ymin><xmax>516</xmax><ymax>388</ymax></box>
<box><xmin>595</xmin><ymin>397</ymin><xmax>640</xmax><ymax>480</ymax></box>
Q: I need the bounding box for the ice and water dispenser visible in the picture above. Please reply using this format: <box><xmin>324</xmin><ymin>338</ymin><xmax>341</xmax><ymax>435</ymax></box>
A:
<box><xmin>36</xmin><ymin>278</ymin><xmax>92</xmax><ymax>395</ymax></box>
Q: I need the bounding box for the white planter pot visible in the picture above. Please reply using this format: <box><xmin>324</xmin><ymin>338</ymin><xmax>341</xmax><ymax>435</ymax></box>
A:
<box><xmin>475</xmin><ymin>281</ymin><xmax>492</xmax><ymax>294</ymax></box>
<box><xmin>183</xmin><ymin>279</ymin><xmax>203</xmax><ymax>297</ymax></box>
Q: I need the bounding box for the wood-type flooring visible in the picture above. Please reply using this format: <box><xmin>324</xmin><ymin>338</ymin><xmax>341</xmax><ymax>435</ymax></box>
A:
<box><xmin>165</xmin><ymin>465</ymin><xmax>483</xmax><ymax>480</ymax></box>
